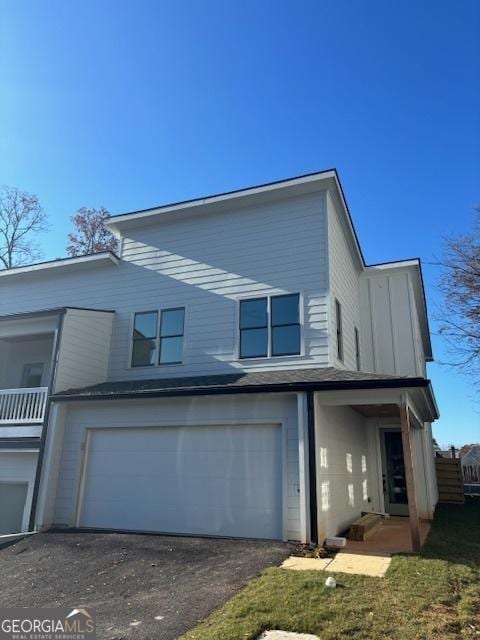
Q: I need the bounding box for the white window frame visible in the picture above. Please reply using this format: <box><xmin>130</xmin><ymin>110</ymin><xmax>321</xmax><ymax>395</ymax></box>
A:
<box><xmin>127</xmin><ymin>306</ymin><xmax>187</xmax><ymax>369</ymax></box>
<box><xmin>236</xmin><ymin>292</ymin><xmax>304</xmax><ymax>361</ymax></box>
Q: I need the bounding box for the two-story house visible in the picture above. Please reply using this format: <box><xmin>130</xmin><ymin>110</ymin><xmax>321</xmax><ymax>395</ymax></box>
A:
<box><xmin>0</xmin><ymin>169</ymin><xmax>438</xmax><ymax>550</ymax></box>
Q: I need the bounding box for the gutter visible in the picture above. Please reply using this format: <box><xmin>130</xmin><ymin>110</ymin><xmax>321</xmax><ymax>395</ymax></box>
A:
<box><xmin>51</xmin><ymin>376</ymin><xmax>432</xmax><ymax>403</ymax></box>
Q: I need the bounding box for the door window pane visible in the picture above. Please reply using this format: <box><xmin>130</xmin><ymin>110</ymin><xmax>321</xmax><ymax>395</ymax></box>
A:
<box><xmin>240</xmin><ymin>328</ymin><xmax>268</xmax><ymax>358</ymax></box>
<box><xmin>160</xmin><ymin>336</ymin><xmax>183</xmax><ymax>364</ymax></box>
<box><xmin>132</xmin><ymin>339</ymin><xmax>156</xmax><ymax>366</ymax></box>
<box><xmin>240</xmin><ymin>298</ymin><xmax>267</xmax><ymax>329</ymax></box>
<box><xmin>134</xmin><ymin>311</ymin><xmax>158</xmax><ymax>339</ymax></box>
<box><xmin>271</xmin><ymin>294</ymin><xmax>299</xmax><ymax>326</ymax></box>
<box><xmin>21</xmin><ymin>363</ymin><xmax>44</xmax><ymax>388</ymax></box>
<box><xmin>272</xmin><ymin>325</ymin><xmax>300</xmax><ymax>356</ymax></box>
<box><xmin>160</xmin><ymin>308</ymin><xmax>185</xmax><ymax>337</ymax></box>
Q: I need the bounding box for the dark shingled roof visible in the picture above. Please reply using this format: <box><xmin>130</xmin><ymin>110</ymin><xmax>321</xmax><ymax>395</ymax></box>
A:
<box><xmin>52</xmin><ymin>367</ymin><xmax>430</xmax><ymax>402</ymax></box>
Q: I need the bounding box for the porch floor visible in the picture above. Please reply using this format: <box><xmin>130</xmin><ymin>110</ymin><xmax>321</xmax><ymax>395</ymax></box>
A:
<box><xmin>344</xmin><ymin>516</ymin><xmax>431</xmax><ymax>555</ymax></box>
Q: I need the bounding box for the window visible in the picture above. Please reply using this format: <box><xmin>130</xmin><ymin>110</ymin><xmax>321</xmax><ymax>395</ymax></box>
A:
<box><xmin>131</xmin><ymin>308</ymin><xmax>185</xmax><ymax>367</ymax></box>
<box><xmin>239</xmin><ymin>298</ymin><xmax>268</xmax><ymax>358</ymax></box>
<box><xmin>335</xmin><ymin>299</ymin><xmax>343</xmax><ymax>361</ymax></box>
<box><xmin>239</xmin><ymin>293</ymin><xmax>300</xmax><ymax>359</ymax></box>
<box><xmin>271</xmin><ymin>294</ymin><xmax>300</xmax><ymax>356</ymax></box>
<box><xmin>132</xmin><ymin>311</ymin><xmax>158</xmax><ymax>366</ymax></box>
<box><xmin>354</xmin><ymin>326</ymin><xmax>361</xmax><ymax>371</ymax></box>
<box><xmin>159</xmin><ymin>308</ymin><xmax>185</xmax><ymax>364</ymax></box>
<box><xmin>21</xmin><ymin>363</ymin><xmax>44</xmax><ymax>388</ymax></box>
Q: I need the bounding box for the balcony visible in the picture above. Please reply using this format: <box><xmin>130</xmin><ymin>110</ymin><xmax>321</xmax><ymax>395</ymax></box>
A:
<box><xmin>0</xmin><ymin>387</ymin><xmax>49</xmax><ymax>424</ymax></box>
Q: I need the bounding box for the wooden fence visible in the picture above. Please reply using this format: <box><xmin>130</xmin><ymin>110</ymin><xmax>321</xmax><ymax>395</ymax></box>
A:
<box><xmin>435</xmin><ymin>457</ymin><xmax>465</xmax><ymax>504</ymax></box>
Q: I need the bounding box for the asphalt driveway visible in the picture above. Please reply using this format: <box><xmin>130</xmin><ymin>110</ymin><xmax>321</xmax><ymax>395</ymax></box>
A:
<box><xmin>0</xmin><ymin>531</ymin><xmax>290</xmax><ymax>640</ymax></box>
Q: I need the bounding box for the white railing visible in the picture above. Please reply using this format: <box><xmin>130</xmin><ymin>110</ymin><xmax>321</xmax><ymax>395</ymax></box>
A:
<box><xmin>0</xmin><ymin>387</ymin><xmax>48</xmax><ymax>424</ymax></box>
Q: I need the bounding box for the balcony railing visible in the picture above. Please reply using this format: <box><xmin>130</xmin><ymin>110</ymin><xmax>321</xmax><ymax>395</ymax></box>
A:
<box><xmin>0</xmin><ymin>387</ymin><xmax>48</xmax><ymax>424</ymax></box>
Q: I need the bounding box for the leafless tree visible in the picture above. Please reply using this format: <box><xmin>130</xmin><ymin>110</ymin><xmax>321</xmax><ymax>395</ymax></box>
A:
<box><xmin>0</xmin><ymin>186</ymin><xmax>48</xmax><ymax>269</ymax></box>
<box><xmin>437</xmin><ymin>207</ymin><xmax>480</xmax><ymax>387</ymax></box>
<box><xmin>66</xmin><ymin>207</ymin><xmax>118</xmax><ymax>257</ymax></box>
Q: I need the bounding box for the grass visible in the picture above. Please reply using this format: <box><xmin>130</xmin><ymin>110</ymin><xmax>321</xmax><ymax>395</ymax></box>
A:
<box><xmin>182</xmin><ymin>499</ymin><xmax>480</xmax><ymax>640</ymax></box>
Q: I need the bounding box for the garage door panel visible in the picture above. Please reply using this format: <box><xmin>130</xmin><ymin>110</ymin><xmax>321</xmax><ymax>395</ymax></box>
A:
<box><xmin>79</xmin><ymin>425</ymin><xmax>283</xmax><ymax>539</ymax></box>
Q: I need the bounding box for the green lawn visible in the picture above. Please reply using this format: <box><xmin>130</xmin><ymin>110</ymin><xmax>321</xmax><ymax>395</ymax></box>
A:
<box><xmin>182</xmin><ymin>499</ymin><xmax>480</xmax><ymax>640</ymax></box>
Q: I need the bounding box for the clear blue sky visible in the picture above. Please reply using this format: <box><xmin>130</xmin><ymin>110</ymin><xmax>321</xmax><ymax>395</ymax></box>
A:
<box><xmin>1</xmin><ymin>0</ymin><xmax>479</xmax><ymax>445</ymax></box>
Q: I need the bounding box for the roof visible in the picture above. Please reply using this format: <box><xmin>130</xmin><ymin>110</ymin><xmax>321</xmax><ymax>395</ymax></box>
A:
<box><xmin>0</xmin><ymin>252</ymin><xmax>119</xmax><ymax>279</ymax></box>
<box><xmin>106</xmin><ymin>169</ymin><xmax>366</xmax><ymax>268</ymax></box>
<box><xmin>0</xmin><ymin>307</ymin><xmax>115</xmax><ymax>322</ymax></box>
<box><xmin>52</xmin><ymin>367</ymin><xmax>432</xmax><ymax>402</ymax></box>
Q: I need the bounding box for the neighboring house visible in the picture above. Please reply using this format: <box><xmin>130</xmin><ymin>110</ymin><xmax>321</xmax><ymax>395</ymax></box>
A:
<box><xmin>460</xmin><ymin>445</ymin><xmax>480</xmax><ymax>484</ymax></box>
<box><xmin>0</xmin><ymin>169</ymin><xmax>439</xmax><ymax>549</ymax></box>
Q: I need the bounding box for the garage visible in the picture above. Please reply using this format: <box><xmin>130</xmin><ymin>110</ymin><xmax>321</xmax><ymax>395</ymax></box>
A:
<box><xmin>77</xmin><ymin>424</ymin><xmax>283</xmax><ymax>539</ymax></box>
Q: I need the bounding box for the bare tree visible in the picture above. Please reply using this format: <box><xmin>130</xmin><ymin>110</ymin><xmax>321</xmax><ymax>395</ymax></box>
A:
<box><xmin>437</xmin><ymin>207</ymin><xmax>480</xmax><ymax>386</ymax></box>
<box><xmin>66</xmin><ymin>207</ymin><xmax>118</xmax><ymax>257</ymax></box>
<box><xmin>0</xmin><ymin>186</ymin><xmax>48</xmax><ymax>269</ymax></box>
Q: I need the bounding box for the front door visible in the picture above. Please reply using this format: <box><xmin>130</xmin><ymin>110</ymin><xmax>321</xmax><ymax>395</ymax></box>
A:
<box><xmin>0</xmin><ymin>482</ymin><xmax>28</xmax><ymax>534</ymax></box>
<box><xmin>381</xmin><ymin>429</ymin><xmax>409</xmax><ymax>516</ymax></box>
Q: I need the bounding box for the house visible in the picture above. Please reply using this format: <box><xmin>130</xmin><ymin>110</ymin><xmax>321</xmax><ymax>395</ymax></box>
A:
<box><xmin>0</xmin><ymin>169</ymin><xmax>439</xmax><ymax>550</ymax></box>
<box><xmin>460</xmin><ymin>445</ymin><xmax>480</xmax><ymax>485</ymax></box>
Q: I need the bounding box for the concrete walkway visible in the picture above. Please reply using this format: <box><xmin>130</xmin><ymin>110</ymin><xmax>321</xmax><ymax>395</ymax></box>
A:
<box><xmin>282</xmin><ymin>551</ymin><xmax>391</xmax><ymax>577</ymax></box>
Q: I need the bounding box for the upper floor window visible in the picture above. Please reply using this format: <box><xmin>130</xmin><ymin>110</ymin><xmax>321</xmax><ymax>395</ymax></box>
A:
<box><xmin>131</xmin><ymin>307</ymin><xmax>185</xmax><ymax>367</ymax></box>
<box><xmin>354</xmin><ymin>326</ymin><xmax>361</xmax><ymax>371</ymax></box>
<box><xmin>239</xmin><ymin>293</ymin><xmax>300</xmax><ymax>359</ymax></box>
<box><xmin>335</xmin><ymin>299</ymin><xmax>343</xmax><ymax>361</ymax></box>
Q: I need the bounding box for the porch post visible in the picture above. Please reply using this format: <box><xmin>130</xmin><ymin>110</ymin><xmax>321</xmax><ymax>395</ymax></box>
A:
<box><xmin>399</xmin><ymin>404</ymin><xmax>421</xmax><ymax>552</ymax></box>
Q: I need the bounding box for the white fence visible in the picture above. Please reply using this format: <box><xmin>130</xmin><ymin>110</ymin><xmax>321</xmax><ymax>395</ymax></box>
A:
<box><xmin>0</xmin><ymin>387</ymin><xmax>48</xmax><ymax>424</ymax></box>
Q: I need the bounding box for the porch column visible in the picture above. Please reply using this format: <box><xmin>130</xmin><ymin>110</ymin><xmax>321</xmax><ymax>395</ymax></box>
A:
<box><xmin>399</xmin><ymin>404</ymin><xmax>421</xmax><ymax>552</ymax></box>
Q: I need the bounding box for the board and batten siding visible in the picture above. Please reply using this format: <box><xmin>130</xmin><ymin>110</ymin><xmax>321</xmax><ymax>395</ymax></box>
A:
<box><xmin>0</xmin><ymin>191</ymin><xmax>329</xmax><ymax>382</ymax></box>
<box><xmin>53</xmin><ymin>393</ymin><xmax>302</xmax><ymax>541</ymax></box>
<box><xmin>314</xmin><ymin>398</ymin><xmax>370</xmax><ymax>540</ymax></box>
<box><xmin>360</xmin><ymin>268</ymin><xmax>425</xmax><ymax>377</ymax></box>
<box><xmin>54</xmin><ymin>309</ymin><xmax>115</xmax><ymax>393</ymax></box>
<box><xmin>326</xmin><ymin>191</ymin><xmax>362</xmax><ymax>371</ymax></box>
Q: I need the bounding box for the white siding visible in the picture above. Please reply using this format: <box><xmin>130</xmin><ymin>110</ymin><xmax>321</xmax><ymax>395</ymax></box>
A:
<box><xmin>314</xmin><ymin>398</ymin><xmax>370</xmax><ymax>540</ymax></box>
<box><xmin>54</xmin><ymin>309</ymin><xmax>114</xmax><ymax>392</ymax></box>
<box><xmin>360</xmin><ymin>269</ymin><xmax>425</xmax><ymax>377</ymax></box>
<box><xmin>326</xmin><ymin>192</ymin><xmax>362</xmax><ymax>370</ymax></box>
<box><xmin>0</xmin><ymin>191</ymin><xmax>329</xmax><ymax>382</ymax></box>
<box><xmin>53</xmin><ymin>393</ymin><xmax>302</xmax><ymax>541</ymax></box>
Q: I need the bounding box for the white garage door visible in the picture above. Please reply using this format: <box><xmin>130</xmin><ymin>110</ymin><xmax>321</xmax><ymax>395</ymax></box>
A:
<box><xmin>78</xmin><ymin>424</ymin><xmax>283</xmax><ymax>539</ymax></box>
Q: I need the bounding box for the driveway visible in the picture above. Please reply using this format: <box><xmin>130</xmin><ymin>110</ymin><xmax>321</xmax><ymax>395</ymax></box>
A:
<box><xmin>0</xmin><ymin>531</ymin><xmax>290</xmax><ymax>640</ymax></box>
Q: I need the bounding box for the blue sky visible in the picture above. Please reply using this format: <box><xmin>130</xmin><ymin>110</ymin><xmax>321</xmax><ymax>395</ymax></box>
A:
<box><xmin>1</xmin><ymin>0</ymin><xmax>479</xmax><ymax>445</ymax></box>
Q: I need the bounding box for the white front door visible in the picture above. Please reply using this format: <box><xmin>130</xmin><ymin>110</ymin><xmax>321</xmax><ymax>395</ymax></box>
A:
<box><xmin>78</xmin><ymin>424</ymin><xmax>283</xmax><ymax>539</ymax></box>
<box><xmin>0</xmin><ymin>482</ymin><xmax>28</xmax><ymax>534</ymax></box>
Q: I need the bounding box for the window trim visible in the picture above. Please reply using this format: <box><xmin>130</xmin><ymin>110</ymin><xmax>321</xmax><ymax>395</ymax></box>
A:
<box><xmin>354</xmin><ymin>326</ymin><xmax>361</xmax><ymax>371</ymax></box>
<box><xmin>129</xmin><ymin>306</ymin><xmax>186</xmax><ymax>369</ymax></box>
<box><xmin>335</xmin><ymin>298</ymin><xmax>343</xmax><ymax>362</ymax></box>
<box><xmin>237</xmin><ymin>292</ymin><xmax>303</xmax><ymax>360</ymax></box>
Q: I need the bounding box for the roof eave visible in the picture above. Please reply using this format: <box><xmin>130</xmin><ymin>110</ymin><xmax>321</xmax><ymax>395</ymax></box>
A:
<box><xmin>51</xmin><ymin>376</ymin><xmax>431</xmax><ymax>403</ymax></box>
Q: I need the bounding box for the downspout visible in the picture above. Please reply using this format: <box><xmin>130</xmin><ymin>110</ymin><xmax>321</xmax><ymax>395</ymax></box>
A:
<box><xmin>28</xmin><ymin>309</ymin><xmax>66</xmax><ymax>531</ymax></box>
<box><xmin>306</xmin><ymin>391</ymin><xmax>318</xmax><ymax>545</ymax></box>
